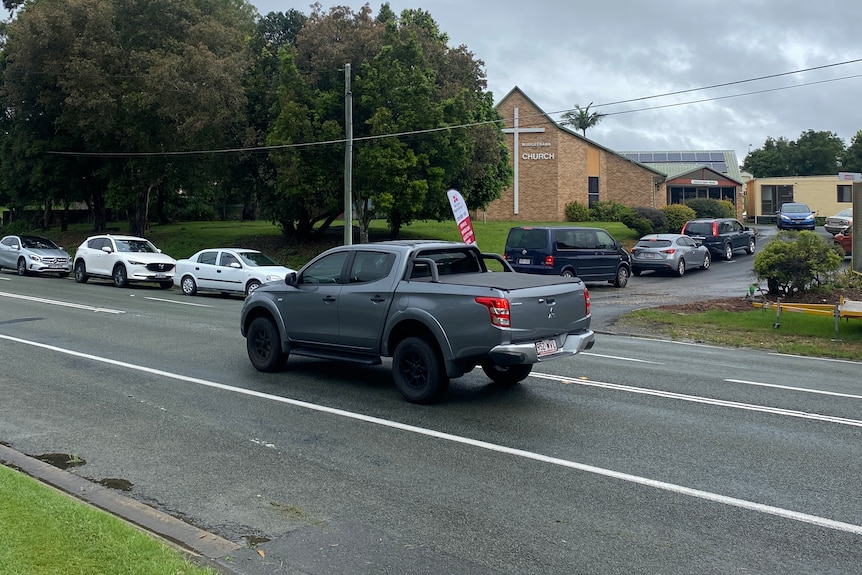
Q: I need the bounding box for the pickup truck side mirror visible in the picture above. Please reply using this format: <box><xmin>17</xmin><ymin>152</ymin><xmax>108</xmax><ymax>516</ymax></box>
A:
<box><xmin>284</xmin><ymin>271</ymin><xmax>297</xmax><ymax>286</ymax></box>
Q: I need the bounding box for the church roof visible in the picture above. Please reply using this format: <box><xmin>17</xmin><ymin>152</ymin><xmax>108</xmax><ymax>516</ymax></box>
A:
<box><xmin>616</xmin><ymin>150</ymin><xmax>742</xmax><ymax>182</ymax></box>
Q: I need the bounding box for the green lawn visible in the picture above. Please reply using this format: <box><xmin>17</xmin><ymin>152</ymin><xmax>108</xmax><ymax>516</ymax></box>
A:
<box><xmin>0</xmin><ymin>465</ymin><xmax>216</xmax><ymax>575</ymax></box>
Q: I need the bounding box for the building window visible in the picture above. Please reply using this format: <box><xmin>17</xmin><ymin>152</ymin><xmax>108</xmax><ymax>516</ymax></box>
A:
<box><xmin>838</xmin><ymin>185</ymin><xmax>852</xmax><ymax>202</ymax></box>
<box><xmin>588</xmin><ymin>177</ymin><xmax>599</xmax><ymax>208</ymax></box>
<box><xmin>761</xmin><ymin>185</ymin><xmax>794</xmax><ymax>214</ymax></box>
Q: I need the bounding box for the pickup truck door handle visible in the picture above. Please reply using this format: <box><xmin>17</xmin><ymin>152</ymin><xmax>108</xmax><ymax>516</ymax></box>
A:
<box><xmin>370</xmin><ymin>295</ymin><xmax>386</xmax><ymax>304</ymax></box>
<box><xmin>322</xmin><ymin>295</ymin><xmax>337</xmax><ymax>303</ymax></box>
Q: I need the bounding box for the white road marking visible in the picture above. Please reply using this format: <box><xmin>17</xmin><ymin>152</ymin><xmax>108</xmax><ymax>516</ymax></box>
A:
<box><xmin>0</xmin><ymin>291</ymin><xmax>124</xmax><ymax>314</ymax></box>
<box><xmin>726</xmin><ymin>379</ymin><xmax>862</xmax><ymax>400</ymax></box>
<box><xmin>3</xmin><ymin>332</ymin><xmax>861</xmax><ymax>536</ymax></box>
<box><xmin>531</xmin><ymin>372</ymin><xmax>862</xmax><ymax>428</ymax></box>
<box><xmin>769</xmin><ymin>352</ymin><xmax>862</xmax><ymax>366</ymax></box>
<box><xmin>583</xmin><ymin>352</ymin><xmax>663</xmax><ymax>364</ymax></box>
<box><xmin>143</xmin><ymin>296</ymin><xmax>213</xmax><ymax>308</ymax></box>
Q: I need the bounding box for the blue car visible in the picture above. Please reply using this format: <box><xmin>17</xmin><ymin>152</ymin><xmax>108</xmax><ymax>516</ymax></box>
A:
<box><xmin>776</xmin><ymin>202</ymin><xmax>816</xmax><ymax>230</ymax></box>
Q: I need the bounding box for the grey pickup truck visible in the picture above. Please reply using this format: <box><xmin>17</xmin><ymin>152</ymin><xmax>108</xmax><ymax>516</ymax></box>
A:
<box><xmin>240</xmin><ymin>240</ymin><xmax>595</xmax><ymax>403</ymax></box>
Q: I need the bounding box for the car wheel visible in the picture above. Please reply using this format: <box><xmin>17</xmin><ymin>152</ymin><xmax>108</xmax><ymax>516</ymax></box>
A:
<box><xmin>676</xmin><ymin>259</ymin><xmax>686</xmax><ymax>277</ymax></box>
<box><xmin>16</xmin><ymin>258</ymin><xmax>27</xmax><ymax>276</ymax></box>
<box><xmin>614</xmin><ymin>265</ymin><xmax>630</xmax><ymax>288</ymax></box>
<box><xmin>481</xmin><ymin>361</ymin><xmax>532</xmax><ymax>386</ymax></box>
<box><xmin>181</xmin><ymin>275</ymin><xmax>197</xmax><ymax>295</ymax></box>
<box><xmin>74</xmin><ymin>260</ymin><xmax>89</xmax><ymax>283</ymax></box>
<box><xmin>245</xmin><ymin>280</ymin><xmax>262</xmax><ymax>295</ymax></box>
<box><xmin>158</xmin><ymin>281</ymin><xmax>172</xmax><ymax>290</ymax></box>
<box><xmin>112</xmin><ymin>264</ymin><xmax>128</xmax><ymax>288</ymax></box>
<box><xmin>701</xmin><ymin>252</ymin><xmax>711</xmax><ymax>270</ymax></box>
<box><xmin>746</xmin><ymin>237</ymin><xmax>756</xmax><ymax>254</ymax></box>
<box><xmin>392</xmin><ymin>336</ymin><xmax>449</xmax><ymax>404</ymax></box>
<box><xmin>561</xmin><ymin>269</ymin><xmax>575</xmax><ymax>278</ymax></box>
<box><xmin>723</xmin><ymin>243</ymin><xmax>733</xmax><ymax>261</ymax></box>
<box><xmin>246</xmin><ymin>317</ymin><xmax>287</xmax><ymax>372</ymax></box>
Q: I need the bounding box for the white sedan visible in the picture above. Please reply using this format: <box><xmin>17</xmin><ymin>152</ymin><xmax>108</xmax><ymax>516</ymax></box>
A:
<box><xmin>174</xmin><ymin>248</ymin><xmax>294</xmax><ymax>296</ymax></box>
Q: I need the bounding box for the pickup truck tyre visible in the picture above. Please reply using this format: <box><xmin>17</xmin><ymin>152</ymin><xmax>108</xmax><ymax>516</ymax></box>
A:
<box><xmin>392</xmin><ymin>337</ymin><xmax>449</xmax><ymax>403</ymax></box>
<box><xmin>247</xmin><ymin>317</ymin><xmax>287</xmax><ymax>372</ymax></box>
<box><xmin>481</xmin><ymin>362</ymin><xmax>532</xmax><ymax>386</ymax></box>
<box><xmin>746</xmin><ymin>237</ymin><xmax>756</xmax><ymax>254</ymax></box>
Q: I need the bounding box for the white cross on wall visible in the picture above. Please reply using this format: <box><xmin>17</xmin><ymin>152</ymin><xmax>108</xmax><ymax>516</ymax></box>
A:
<box><xmin>502</xmin><ymin>107</ymin><xmax>545</xmax><ymax>214</ymax></box>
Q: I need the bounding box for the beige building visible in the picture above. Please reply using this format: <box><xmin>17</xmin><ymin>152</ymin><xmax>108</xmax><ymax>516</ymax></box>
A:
<box><xmin>485</xmin><ymin>87</ymin><xmax>744</xmax><ymax>221</ymax></box>
<box><xmin>745</xmin><ymin>175</ymin><xmax>855</xmax><ymax>222</ymax></box>
<box><xmin>482</xmin><ymin>87</ymin><xmax>666</xmax><ymax>221</ymax></box>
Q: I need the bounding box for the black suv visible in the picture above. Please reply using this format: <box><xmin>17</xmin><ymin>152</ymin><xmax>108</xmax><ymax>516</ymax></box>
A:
<box><xmin>681</xmin><ymin>218</ymin><xmax>756</xmax><ymax>261</ymax></box>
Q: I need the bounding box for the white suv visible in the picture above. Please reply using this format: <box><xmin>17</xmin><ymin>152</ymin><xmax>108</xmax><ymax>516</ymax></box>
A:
<box><xmin>73</xmin><ymin>234</ymin><xmax>176</xmax><ymax>289</ymax></box>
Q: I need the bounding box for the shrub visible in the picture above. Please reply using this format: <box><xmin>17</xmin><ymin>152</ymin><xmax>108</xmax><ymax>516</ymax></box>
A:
<box><xmin>660</xmin><ymin>204</ymin><xmax>696</xmax><ymax>233</ymax></box>
<box><xmin>620</xmin><ymin>211</ymin><xmax>653</xmax><ymax>236</ymax></box>
<box><xmin>753</xmin><ymin>230</ymin><xmax>842</xmax><ymax>296</ymax></box>
<box><xmin>684</xmin><ymin>198</ymin><xmax>736</xmax><ymax>219</ymax></box>
<box><xmin>633</xmin><ymin>207</ymin><xmax>666</xmax><ymax>233</ymax></box>
<box><xmin>564</xmin><ymin>201</ymin><xmax>591</xmax><ymax>222</ymax></box>
<box><xmin>589</xmin><ymin>201</ymin><xmax>630</xmax><ymax>222</ymax></box>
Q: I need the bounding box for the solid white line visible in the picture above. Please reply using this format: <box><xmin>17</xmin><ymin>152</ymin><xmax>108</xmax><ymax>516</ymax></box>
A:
<box><xmin>768</xmin><ymin>352</ymin><xmax>862</xmax><ymax>366</ymax></box>
<box><xmin>143</xmin><ymin>296</ymin><xmax>213</xmax><ymax>308</ymax></box>
<box><xmin>726</xmin><ymin>379</ymin><xmax>862</xmax><ymax>400</ymax></box>
<box><xmin>3</xmin><ymin>332</ymin><xmax>861</xmax><ymax>536</ymax></box>
<box><xmin>583</xmin><ymin>352</ymin><xmax>663</xmax><ymax>365</ymax></box>
<box><xmin>0</xmin><ymin>291</ymin><xmax>124</xmax><ymax>314</ymax></box>
<box><xmin>530</xmin><ymin>373</ymin><xmax>862</xmax><ymax>428</ymax></box>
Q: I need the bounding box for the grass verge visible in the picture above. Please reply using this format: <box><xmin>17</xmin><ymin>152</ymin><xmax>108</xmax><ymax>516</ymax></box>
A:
<box><xmin>615</xmin><ymin>305</ymin><xmax>862</xmax><ymax>361</ymax></box>
<box><xmin>0</xmin><ymin>465</ymin><xmax>217</xmax><ymax>575</ymax></box>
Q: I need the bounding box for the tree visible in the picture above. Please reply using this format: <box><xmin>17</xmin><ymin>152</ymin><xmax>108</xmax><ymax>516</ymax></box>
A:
<box><xmin>560</xmin><ymin>102</ymin><xmax>605</xmax><ymax>137</ymax></box>
<box><xmin>753</xmin><ymin>230</ymin><xmax>842</xmax><ymax>295</ymax></box>
<box><xmin>266</xmin><ymin>3</ymin><xmax>510</xmax><ymax>242</ymax></box>
<box><xmin>744</xmin><ymin>131</ymin><xmax>846</xmax><ymax>178</ymax></box>
<box><xmin>840</xmin><ymin>130</ymin><xmax>862</xmax><ymax>174</ymax></box>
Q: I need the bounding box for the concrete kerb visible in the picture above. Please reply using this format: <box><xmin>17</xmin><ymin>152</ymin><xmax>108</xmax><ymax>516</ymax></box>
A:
<box><xmin>0</xmin><ymin>443</ymin><xmax>241</xmax><ymax>563</ymax></box>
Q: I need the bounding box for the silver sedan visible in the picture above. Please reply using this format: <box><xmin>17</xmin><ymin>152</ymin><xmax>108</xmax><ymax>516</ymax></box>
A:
<box><xmin>0</xmin><ymin>234</ymin><xmax>72</xmax><ymax>277</ymax></box>
<box><xmin>631</xmin><ymin>233</ymin><xmax>711</xmax><ymax>277</ymax></box>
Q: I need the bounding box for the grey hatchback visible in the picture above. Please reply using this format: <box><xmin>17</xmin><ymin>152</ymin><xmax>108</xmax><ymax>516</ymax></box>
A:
<box><xmin>631</xmin><ymin>233</ymin><xmax>711</xmax><ymax>277</ymax></box>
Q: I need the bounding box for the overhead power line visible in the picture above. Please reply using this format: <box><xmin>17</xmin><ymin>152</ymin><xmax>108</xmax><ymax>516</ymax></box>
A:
<box><xmin>47</xmin><ymin>58</ymin><xmax>862</xmax><ymax>158</ymax></box>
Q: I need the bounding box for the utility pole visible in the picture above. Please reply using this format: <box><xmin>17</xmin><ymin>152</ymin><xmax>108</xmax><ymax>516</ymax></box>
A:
<box><xmin>343</xmin><ymin>63</ymin><xmax>353</xmax><ymax>245</ymax></box>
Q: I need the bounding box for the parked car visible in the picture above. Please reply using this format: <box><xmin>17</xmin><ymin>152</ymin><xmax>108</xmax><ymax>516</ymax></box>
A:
<box><xmin>825</xmin><ymin>208</ymin><xmax>853</xmax><ymax>235</ymax></box>
<box><xmin>503</xmin><ymin>226</ymin><xmax>631</xmax><ymax>287</ymax></box>
<box><xmin>175</xmin><ymin>248</ymin><xmax>294</xmax><ymax>296</ymax></box>
<box><xmin>681</xmin><ymin>217</ymin><xmax>756</xmax><ymax>261</ymax></box>
<box><xmin>834</xmin><ymin>227</ymin><xmax>853</xmax><ymax>255</ymax></box>
<box><xmin>776</xmin><ymin>202</ymin><xmax>816</xmax><ymax>230</ymax></box>
<box><xmin>631</xmin><ymin>233</ymin><xmax>711</xmax><ymax>277</ymax></box>
<box><xmin>0</xmin><ymin>234</ymin><xmax>71</xmax><ymax>277</ymax></box>
<box><xmin>73</xmin><ymin>234</ymin><xmax>175</xmax><ymax>288</ymax></box>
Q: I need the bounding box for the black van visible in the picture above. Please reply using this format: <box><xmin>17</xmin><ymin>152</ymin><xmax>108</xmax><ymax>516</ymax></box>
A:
<box><xmin>503</xmin><ymin>226</ymin><xmax>631</xmax><ymax>287</ymax></box>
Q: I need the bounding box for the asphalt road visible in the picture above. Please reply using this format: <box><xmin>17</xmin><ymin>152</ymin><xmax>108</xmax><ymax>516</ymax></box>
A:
<box><xmin>1</xmin><ymin>227</ymin><xmax>860</xmax><ymax>575</ymax></box>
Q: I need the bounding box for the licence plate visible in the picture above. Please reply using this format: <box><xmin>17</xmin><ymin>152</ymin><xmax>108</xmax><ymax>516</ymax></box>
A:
<box><xmin>643</xmin><ymin>252</ymin><xmax>655</xmax><ymax>258</ymax></box>
<box><xmin>536</xmin><ymin>339</ymin><xmax>558</xmax><ymax>356</ymax></box>
<box><xmin>155</xmin><ymin>273</ymin><xmax>166</xmax><ymax>279</ymax></box>
<box><xmin>518</xmin><ymin>258</ymin><xmax>531</xmax><ymax>265</ymax></box>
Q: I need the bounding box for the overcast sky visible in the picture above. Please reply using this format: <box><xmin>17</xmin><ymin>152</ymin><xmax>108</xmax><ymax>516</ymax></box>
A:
<box><xmin>250</xmin><ymin>1</ymin><xmax>862</xmax><ymax>168</ymax></box>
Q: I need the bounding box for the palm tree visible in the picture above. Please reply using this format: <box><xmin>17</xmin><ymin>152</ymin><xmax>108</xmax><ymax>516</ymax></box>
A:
<box><xmin>561</xmin><ymin>102</ymin><xmax>605</xmax><ymax>137</ymax></box>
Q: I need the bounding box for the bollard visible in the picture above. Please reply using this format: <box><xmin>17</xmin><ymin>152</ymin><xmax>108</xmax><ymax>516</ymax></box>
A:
<box><xmin>773</xmin><ymin>298</ymin><xmax>781</xmax><ymax>329</ymax></box>
<box><xmin>832</xmin><ymin>303</ymin><xmax>842</xmax><ymax>342</ymax></box>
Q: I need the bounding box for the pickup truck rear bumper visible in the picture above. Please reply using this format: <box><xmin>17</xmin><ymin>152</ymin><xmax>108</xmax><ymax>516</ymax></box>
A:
<box><xmin>488</xmin><ymin>330</ymin><xmax>595</xmax><ymax>366</ymax></box>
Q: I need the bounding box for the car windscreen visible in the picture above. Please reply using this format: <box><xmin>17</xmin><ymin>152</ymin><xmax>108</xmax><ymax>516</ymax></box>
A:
<box><xmin>683</xmin><ymin>223</ymin><xmax>712</xmax><ymax>236</ymax></box>
<box><xmin>116</xmin><ymin>239</ymin><xmax>156</xmax><ymax>253</ymax></box>
<box><xmin>636</xmin><ymin>240</ymin><xmax>672</xmax><ymax>248</ymax></box>
<box><xmin>239</xmin><ymin>251</ymin><xmax>279</xmax><ymax>267</ymax></box>
<box><xmin>782</xmin><ymin>204</ymin><xmax>810</xmax><ymax>213</ymax></box>
<box><xmin>22</xmin><ymin>236</ymin><xmax>59</xmax><ymax>249</ymax></box>
<box><xmin>506</xmin><ymin>229</ymin><xmax>547</xmax><ymax>250</ymax></box>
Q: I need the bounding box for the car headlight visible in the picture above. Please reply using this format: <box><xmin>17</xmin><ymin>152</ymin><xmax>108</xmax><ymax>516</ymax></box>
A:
<box><xmin>29</xmin><ymin>254</ymin><xmax>42</xmax><ymax>263</ymax></box>
<box><xmin>127</xmin><ymin>259</ymin><xmax>145</xmax><ymax>265</ymax></box>
<box><xmin>780</xmin><ymin>215</ymin><xmax>791</xmax><ymax>221</ymax></box>
<box><xmin>265</xmin><ymin>275</ymin><xmax>280</xmax><ymax>282</ymax></box>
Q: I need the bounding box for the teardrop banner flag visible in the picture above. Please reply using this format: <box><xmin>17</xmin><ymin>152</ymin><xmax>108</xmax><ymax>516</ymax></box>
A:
<box><xmin>447</xmin><ymin>188</ymin><xmax>476</xmax><ymax>245</ymax></box>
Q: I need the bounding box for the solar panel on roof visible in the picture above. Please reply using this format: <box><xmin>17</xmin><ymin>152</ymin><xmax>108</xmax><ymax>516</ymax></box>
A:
<box><xmin>639</xmin><ymin>153</ymin><xmax>653</xmax><ymax>162</ymax></box>
<box><xmin>624</xmin><ymin>153</ymin><xmax>639</xmax><ymax>160</ymax></box>
<box><xmin>710</xmin><ymin>153</ymin><xmax>725</xmax><ymax>161</ymax></box>
<box><xmin>681</xmin><ymin>153</ymin><xmax>696</xmax><ymax>161</ymax></box>
<box><xmin>696</xmin><ymin>153</ymin><xmax>711</xmax><ymax>162</ymax></box>
<box><xmin>668</xmin><ymin>153</ymin><xmax>681</xmax><ymax>161</ymax></box>
<box><xmin>652</xmin><ymin>153</ymin><xmax>667</xmax><ymax>161</ymax></box>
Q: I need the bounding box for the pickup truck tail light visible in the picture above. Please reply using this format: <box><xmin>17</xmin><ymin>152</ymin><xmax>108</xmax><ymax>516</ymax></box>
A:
<box><xmin>475</xmin><ymin>296</ymin><xmax>511</xmax><ymax>327</ymax></box>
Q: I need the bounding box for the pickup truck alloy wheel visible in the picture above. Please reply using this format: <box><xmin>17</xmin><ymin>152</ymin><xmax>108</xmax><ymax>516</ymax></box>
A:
<box><xmin>392</xmin><ymin>337</ymin><xmax>448</xmax><ymax>403</ymax></box>
<box><xmin>746</xmin><ymin>237</ymin><xmax>756</xmax><ymax>254</ymax></box>
<box><xmin>181</xmin><ymin>275</ymin><xmax>197</xmax><ymax>295</ymax></box>
<box><xmin>247</xmin><ymin>317</ymin><xmax>286</xmax><ymax>371</ymax></box>
<box><xmin>481</xmin><ymin>361</ymin><xmax>532</xmax><ymax>386</ymax></box>
<box><xmin>74</xmin><ymin>261</ymin><xmax>89</xmax><ymax>283</ymax></box>
<box><xmin>113</xmin><ymin>265</ymin><xmax>128</xmax><ymax>287</ymax></box>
